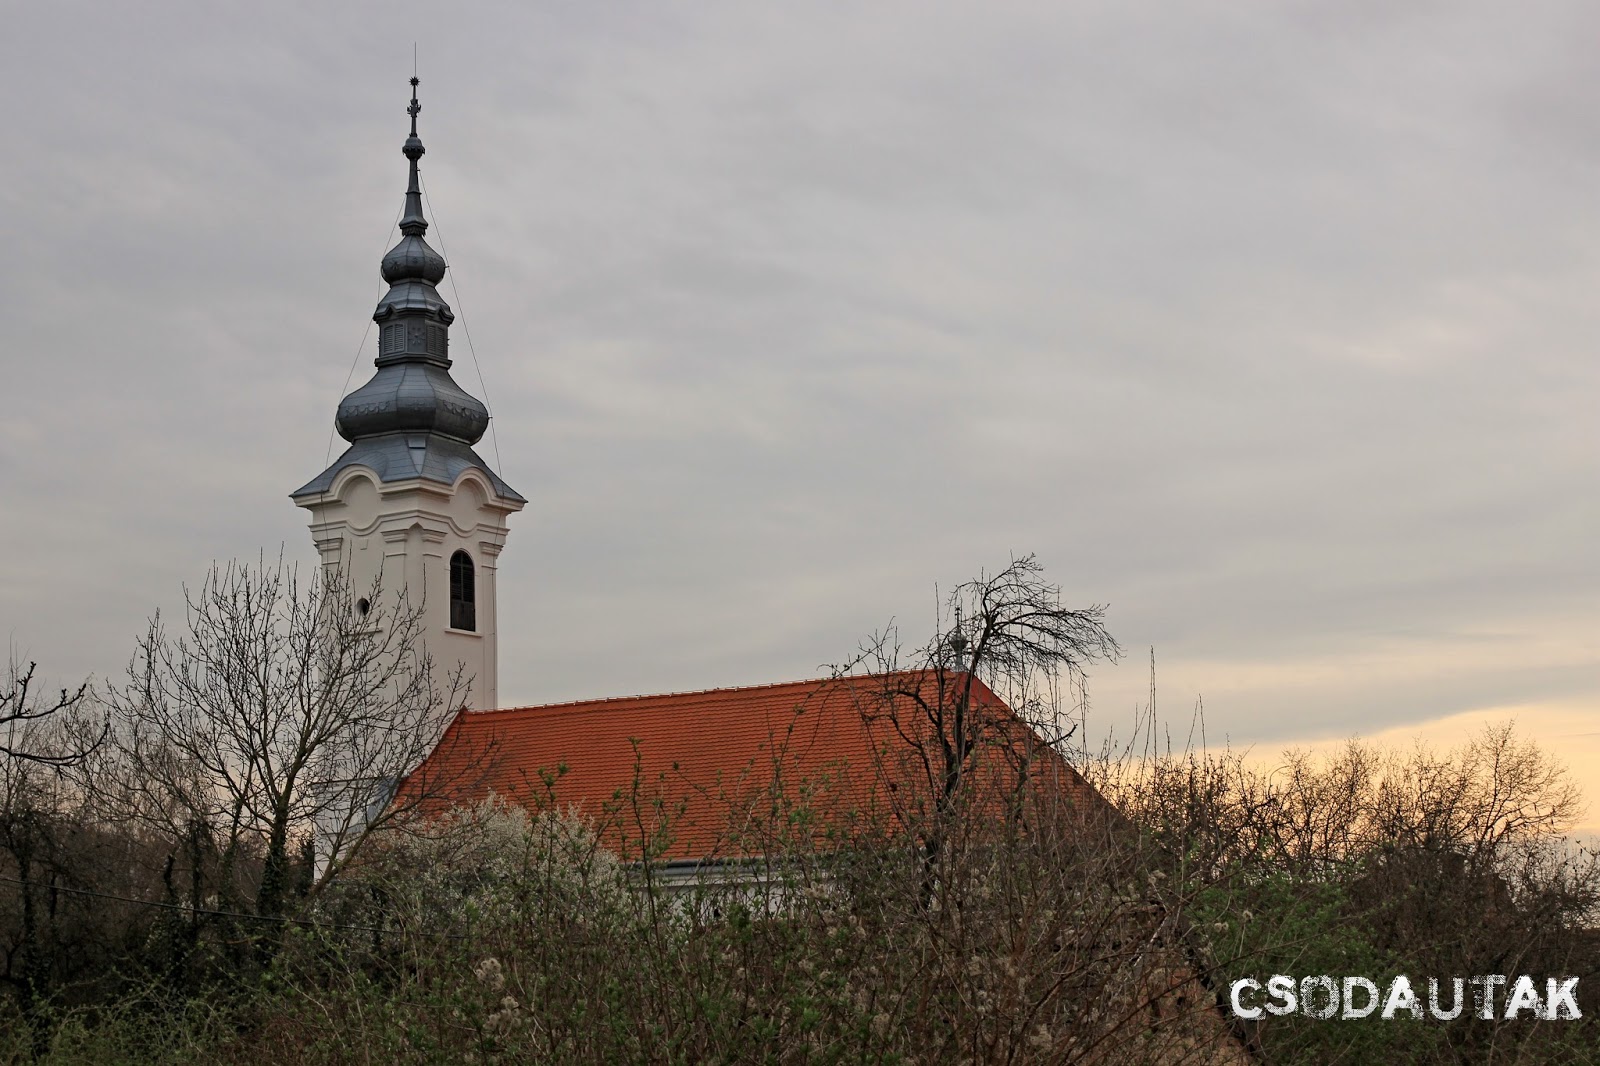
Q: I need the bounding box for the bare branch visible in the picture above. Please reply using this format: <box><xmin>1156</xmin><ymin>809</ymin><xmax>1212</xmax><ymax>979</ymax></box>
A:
<box><xmin>1</xmin><ymin>661</ymin><xmax>103</xmax><ymax>768</ymax></box>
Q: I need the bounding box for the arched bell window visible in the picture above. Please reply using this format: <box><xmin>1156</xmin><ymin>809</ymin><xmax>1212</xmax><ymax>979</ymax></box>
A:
<box><xmin>449</xmin><ymin>550</ymin><xmax>476</xmax><ymax>631</ymax></box>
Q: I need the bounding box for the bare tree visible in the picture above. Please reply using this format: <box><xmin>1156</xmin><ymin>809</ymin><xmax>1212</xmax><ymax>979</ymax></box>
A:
<box><xmin>0</xmin><ymin>660</ymin><xmax>106</xmax><ymax>1033</ymax></box>
<box><xmin>842</xmin><ymin>554</ymin><xmax>1122</xmax><ymax>877</ymax></box>
<box><xmin>104</xmin><ymin>556</ymin><xmax>476</xmax><ymax>919</ymax></box>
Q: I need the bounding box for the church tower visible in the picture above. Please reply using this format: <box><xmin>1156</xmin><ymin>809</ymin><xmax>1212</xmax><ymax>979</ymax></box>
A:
<box><xmin>292</xmin><ymin>79</ymin><xmax>523</xmax><ymax>711</ymax></box>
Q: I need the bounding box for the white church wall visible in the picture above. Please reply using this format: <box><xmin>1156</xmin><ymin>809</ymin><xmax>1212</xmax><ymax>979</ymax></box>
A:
<box><xmin>301</xmin><ymin>464</ymin><xmax>517</xmax><ymax>711</ymax></box>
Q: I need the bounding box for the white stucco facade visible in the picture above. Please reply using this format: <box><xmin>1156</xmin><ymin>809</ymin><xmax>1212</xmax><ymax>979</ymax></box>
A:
<box><xmin>297</xmin><ymin>465</ymin><xmax>523</xmax><ymax>711</ymax></box>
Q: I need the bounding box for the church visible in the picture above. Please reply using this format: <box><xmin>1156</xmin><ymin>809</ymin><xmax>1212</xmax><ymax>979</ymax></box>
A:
<box><xmin>287</xmin><ymin>78</ymin><xmax>1111</xmax><ymax>859</ymax></box>
<box><xmin>283</xmin><ymin>83</ymin><xmax>1252</xmax><ymax>1060</ymax></box>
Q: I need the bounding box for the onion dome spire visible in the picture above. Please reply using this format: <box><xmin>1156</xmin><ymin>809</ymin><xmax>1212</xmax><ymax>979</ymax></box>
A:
<box><xmin>292</xmin><ymin>77</ymin><xmax>521</xmax><ymax>505</ymax></box>
<box><xmin>380</xmin><ymin>77</ymin><xmax>449</xmax><ymax>291</ymax></box>
<box><xmin>328</xmin><ymin>77</ymin><xmax>488</xmax><ymax>446</ymax></box>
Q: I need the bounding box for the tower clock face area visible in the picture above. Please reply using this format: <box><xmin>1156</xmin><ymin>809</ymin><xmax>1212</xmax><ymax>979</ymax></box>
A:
<box><xmin>290</xmin><ymin>79</ymin><xmax>523</xmax><ymax>711</ymax></box>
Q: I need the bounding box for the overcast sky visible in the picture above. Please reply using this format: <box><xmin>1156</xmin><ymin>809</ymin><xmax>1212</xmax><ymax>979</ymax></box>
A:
<box><xmin>3</xmin><ymin>2</ymin><xmax>1595</xmax><ymax>816</ymax></box>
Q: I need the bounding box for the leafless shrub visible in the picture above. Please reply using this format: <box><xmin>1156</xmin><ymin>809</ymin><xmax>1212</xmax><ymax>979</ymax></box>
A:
<box><xmin>100</xmin><ymin>557</ymin><xmax>480</xmax><ymax>920</ymax></box>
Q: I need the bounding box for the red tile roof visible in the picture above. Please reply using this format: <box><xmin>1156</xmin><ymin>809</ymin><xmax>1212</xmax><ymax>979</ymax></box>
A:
<box><xmin>404</xmin><ymin>670</ymin><xmax>1110</xmax><ymax>860</ymax></box>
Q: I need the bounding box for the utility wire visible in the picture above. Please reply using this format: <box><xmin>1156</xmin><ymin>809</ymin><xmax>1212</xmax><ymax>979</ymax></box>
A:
<box><xmin>420</xmin><ymin>174</ymin><xmax>505</xmax><ymax>477</ymax></box>
<box><xmin>323</xmin><ymin>206</ymin><xmax>405</xmax><ymax>472</ymax></box>
<box><xmin>0</xmin><ymin>874</ymin><xmax>467</xmax><ymax>941</ymax></box>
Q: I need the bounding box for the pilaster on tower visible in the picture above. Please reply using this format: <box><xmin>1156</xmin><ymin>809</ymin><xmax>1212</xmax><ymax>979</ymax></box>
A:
<box><xmin>291</xmin><ymin>77</ymin><xmax>523</xmax><ymax>712</ymax></box>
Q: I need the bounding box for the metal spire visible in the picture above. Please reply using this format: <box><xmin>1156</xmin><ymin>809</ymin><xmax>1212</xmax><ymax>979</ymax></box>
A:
<box><xmin>948</xmin><ymin>604</ymin><xmax>970</xmax><ymax>671</ymax></box>
<box><xmin>400</xmin><ymin>77</ymin><xmax>428</xmax><ymax>236</ymax></box>
<box><xmin>292</xmin><ymin>73</ymin><xmax>522</xmax><ymax>508</ymax></box>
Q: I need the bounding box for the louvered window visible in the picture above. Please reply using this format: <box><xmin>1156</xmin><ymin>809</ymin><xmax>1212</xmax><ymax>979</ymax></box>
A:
<box><xmin>381</xmin><ymin>323</ymin><xmax>405</xmax><ymax>355</ymax></box>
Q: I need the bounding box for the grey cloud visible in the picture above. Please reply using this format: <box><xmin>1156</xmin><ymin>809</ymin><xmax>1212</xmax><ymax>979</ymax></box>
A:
<box><xmin>1</xmin><ymin>2</ymin><xmax>1594</xmax><ymax>753</ymax></box>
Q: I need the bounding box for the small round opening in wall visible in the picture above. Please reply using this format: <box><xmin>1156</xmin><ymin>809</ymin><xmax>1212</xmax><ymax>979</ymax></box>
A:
<box><xmin>356</xmin><ymin>598</ymin><xmax>371</xmax><ymax>617</ymax></box>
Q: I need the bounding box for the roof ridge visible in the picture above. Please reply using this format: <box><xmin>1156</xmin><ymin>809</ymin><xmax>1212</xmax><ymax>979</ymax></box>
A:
<box><xmin>468</xmin><ymin>668</ymin><xmax>938</xmax><ymax>719</ymax></box>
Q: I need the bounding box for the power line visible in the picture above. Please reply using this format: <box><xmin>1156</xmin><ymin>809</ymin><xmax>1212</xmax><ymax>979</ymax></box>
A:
<box><xmin>323</xmin><ymin>206</ymin><xmax>405</xmax><ymax>472</ymax></box>
<box><xmin>0</xmin><ymin>875</ymin><xmax>466</xmax><ymax>941</ymax></box>
<box><xmin>419</xmin><ymin>174</ymin><xmax>505</xmax><ymax>478</ymax></box>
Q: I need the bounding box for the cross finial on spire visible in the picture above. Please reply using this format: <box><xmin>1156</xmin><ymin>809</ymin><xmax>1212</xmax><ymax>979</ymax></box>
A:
<box><xmin>399</xmin><ymin>76</ymin><xmax>428</xmax><ymax>236</ymax></box>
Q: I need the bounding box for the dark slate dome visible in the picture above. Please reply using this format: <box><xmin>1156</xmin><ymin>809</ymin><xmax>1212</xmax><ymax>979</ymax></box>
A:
<box><xmin>336</xmin><ymin>362</ymin><xmax>490</xmax><ymax>444</ymax></box>
<box><xmin>381</xmin><ymin>232</ymin><xmax>447</xmax><ymax>285</ymax></box>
